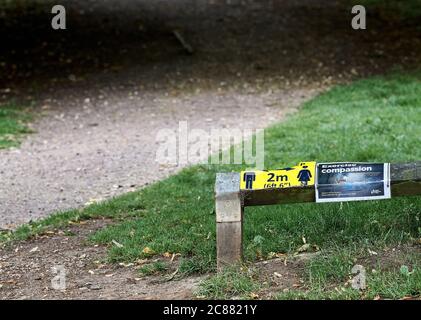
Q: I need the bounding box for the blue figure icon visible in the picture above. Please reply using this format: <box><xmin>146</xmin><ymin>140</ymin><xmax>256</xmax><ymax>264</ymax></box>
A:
<box><xmin>243</xmin><ymin>172</ymin><xmax>256</xmax><ymax>189</ymax></box>
<box><xmin>297</xmin><ymin>165</ymin><xmax>312</xmax><ymax>186</ymax></box>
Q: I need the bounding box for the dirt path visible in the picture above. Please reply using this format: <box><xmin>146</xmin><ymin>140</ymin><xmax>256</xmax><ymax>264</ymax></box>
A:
<box><xmin>1</xmin><ymin>0</ymin><xmax>419</xmax><ymax>228</ymax></box>
<box><xmin>0</xmin><ymin>219</ymin><xmax>308</xmax><ymax>299</ymax></box>
<box><xmin>0</xmin><ymin>84</ymin><xmax>317</xmax><ymax>228</ymax></box>
<box><xmin>1</xmin><ymin>218</ymin><xmax>418</xmax><ymax>300</ymax></box>
<box><xmin>0</xmin><ymin>219</ymin><xmax>207</xmax><ymax>299</ymax></box>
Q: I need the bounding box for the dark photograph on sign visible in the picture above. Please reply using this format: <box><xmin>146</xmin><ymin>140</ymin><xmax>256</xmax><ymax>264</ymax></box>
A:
<box><xmin>316</xmin><ymin>163</ymin><xmax>391</xmax><ymax>202</ymax></box>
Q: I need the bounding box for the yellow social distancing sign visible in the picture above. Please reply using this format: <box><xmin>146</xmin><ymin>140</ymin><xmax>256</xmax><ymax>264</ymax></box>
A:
<box><xmin>240</xmin><ymin>162</ymin><xmax>316</xmax><ymax>190</ymax></box>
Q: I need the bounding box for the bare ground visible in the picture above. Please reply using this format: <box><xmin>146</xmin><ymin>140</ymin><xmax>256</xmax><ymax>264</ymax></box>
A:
<box><xmin>1</xmin><ymin>219</ymin><xmax>418</xmax><ymax>300</ymax></box>
<box><xmin>0</xmin><ymin>0</ymin><xmax>420</xmax><ymax>299</ymax></box>
<box><xmin>0</xmin><ymin>219</ymin><xmax>207</xmax><ymax>299</ymax></box>
<box><xmin>0</xmin><ymin>219</ymin><xmax>307</xmax><ymax>299</ymax></box>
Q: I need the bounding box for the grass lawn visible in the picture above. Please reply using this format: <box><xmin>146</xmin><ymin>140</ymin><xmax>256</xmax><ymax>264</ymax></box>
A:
<box><xmin>2</xmin><ymin>71</ymin><xmax>421</xmax><ymax>299</ymax></box>
<box><xmin>0</xmin><ymin>103</ymin><xmax>32</xmax><ymax>149</ymax></box>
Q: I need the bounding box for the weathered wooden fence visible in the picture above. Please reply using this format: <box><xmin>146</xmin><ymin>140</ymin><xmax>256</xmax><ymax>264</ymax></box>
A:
<box><xmin>215</xmin><ymin>162</ymin><xmax>421</xmax><ymax>270</ymax></box>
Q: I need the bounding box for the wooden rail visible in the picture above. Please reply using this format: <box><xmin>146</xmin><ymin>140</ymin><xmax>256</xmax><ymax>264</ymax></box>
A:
<box><xmin>215</xmin><ymin>162</ymin><xmax>421</xmax><ymax>270</ymax></box>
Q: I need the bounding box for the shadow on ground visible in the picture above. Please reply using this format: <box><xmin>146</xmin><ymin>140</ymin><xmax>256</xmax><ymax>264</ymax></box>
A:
<box><xmin>1</xmin><ymin>0</ymin><xmax>420</xmax><ymax>102</ymax></box>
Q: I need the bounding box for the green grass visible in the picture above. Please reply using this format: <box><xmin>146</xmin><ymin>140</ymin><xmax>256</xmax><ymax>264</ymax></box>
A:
<box><xmin>196</xmin><ymin>266</ymin><xmax>261</xmax><ymax>300</ymax></box>
<box><xmin>2</xmin><ymin>71</ymin><xmax>421</xmax><ymax>299</ymax></box>
<box><xmin>0</xmin><ymin>195</ymin><xmax>142</xmax><ymax>243</ymax></box>
<box><xmin>276</xmin><ymin>249</ymin><xmax>421</xmax><ymax>300</ymax></box>
<box><xmin>139</xmin><ymin>261</ymin><xmax>169</xmax><ymax>276</ymax></box>
<box><xmin>199</xmin><ymin>249</ymin><xmax>421</xmax><ymax>300</ymax></box>
<box><xmin>89</xmin><ymin>71</ymin><xmax>421</xmax><ymax>269</ymax></box>
<box><xmin>0</xmin><ymin>103</ymin><xmax>32</xmax><ymax>148</ymax></box>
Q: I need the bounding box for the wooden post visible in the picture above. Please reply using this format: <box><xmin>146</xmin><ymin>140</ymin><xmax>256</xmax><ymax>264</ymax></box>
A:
<box><xmin>215</xmin><ymin>172</ymin><xmax>243</xmax><ymax>270</ymax></box>
<box><xmin>214</xmin><ymin>163</ymin><xmax>421</xmax><ymax>270</ymax></box>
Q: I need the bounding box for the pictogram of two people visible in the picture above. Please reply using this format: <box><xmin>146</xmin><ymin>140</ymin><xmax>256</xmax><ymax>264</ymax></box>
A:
<box><xmin>244</xmin><ymin>165</ymin><xmax>312</xmax><ymax>189</ymax></box>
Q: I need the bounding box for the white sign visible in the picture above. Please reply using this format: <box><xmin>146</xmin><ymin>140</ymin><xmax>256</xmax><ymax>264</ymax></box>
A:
<box><xmin>316</xmin><ymin>162</ymin><xmax>391</xmax><ymax>203</ymax></box>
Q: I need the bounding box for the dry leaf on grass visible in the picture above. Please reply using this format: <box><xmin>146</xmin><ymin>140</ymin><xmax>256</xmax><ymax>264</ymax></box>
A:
<box><xmin>250</xmin><ymin>292</ymin><xmax>259</xmax><ymax>299</ymax></box>
<box><xmin>112</xmin><ymin>240</ymin><xmax>124</xmax><ymax>248</ymax></box>
<box><xmin>142</xmin><ymin>247</ymin><xmax>155</xmax><ymax>255</ymax></box>
<box><xmin>297</xmin><ymin>243</ymin><xmax>311</xmax><ymax>253</ymax></box>
<box><xmin>135</xmin><ymin>259</ymin><xmax>149</xmax><ymax>265</ymax></box>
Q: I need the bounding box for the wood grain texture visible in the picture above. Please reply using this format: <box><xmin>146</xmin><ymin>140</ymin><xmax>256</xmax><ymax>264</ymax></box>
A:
<box><xmin>217</xmin><ymin>221</ymin><xmax>243</xmax><ymax>270</ymax></box>
<box><xmin>242</xmin><ymin>163</ymin><xmax>421</xmax><ymax>206</ymax></box>
<box><xmin>215</xmin><ymin>163</ymin><xmax>421</xmax><ymax>269</ymax></box>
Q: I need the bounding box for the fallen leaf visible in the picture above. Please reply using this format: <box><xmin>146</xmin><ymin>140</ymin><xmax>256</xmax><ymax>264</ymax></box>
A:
<box><xmin>5</xmin><ymin>279</ymin><xmax>17</xmax><ymax>285</ymax></box>
<box><xmin>135</xmin><ymin>259</ymin><xmax>149</xmax><ymax>265</ymax></box>
<box><xmin>112</xmin><ymin>240</ymin><xmax>124</xmax><ymax>248</ymax></box>
<box><xmin>297</xmin><ymin>243</ymin><xmax>311</xmax><ymax>253</ymax></box>
<box><xmin>165</xmin><ymin>269</ymin><xmax>179</xmax><ymax>281</ymax></box>
<box><xmin>142</xmin><ymin>247</ymin><xmax>155</xmax><ymax>255</ymax></box>
<box><xmin>400</xmin><ymin>296</ymin><xmax>417</xmax><ymax>300</ymax></box>
<box><xmin>118</xmin><ymin>262</ymin><xmax>133</xmax><ymax>267</ymax></box>
<box><xmin>267</xmin><ymin>252</ymin><xmax>276</xmax><ymax>259</ymax></box>
<box><xmin>170</xmin><ymin>253</ymin><xmax>181</xmax><ymax>262</ymax></box>
<box><xmin>84</xmin><ymin>198</ymin><xmax>103</xmax><ymax>206</ymax></box>
<box><xmin>368</xmin><ymin>249</ymin><xmax>378</xmax><ymax>256</ymax></box>
<box><xmin>250</xmin><ymin>292</ymin><xmax>259</xmax><ymax>299</ymax></box>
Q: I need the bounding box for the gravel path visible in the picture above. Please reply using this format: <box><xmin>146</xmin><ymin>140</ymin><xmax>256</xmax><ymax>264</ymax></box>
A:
<box><xmin>0</xmin><ymin>0</ymin><xmax>420</xmax><ymax>228</ymax></box>
<box><xmin>0</xmin><ymin>86</ymin><xmax>316</xmax><ymax>228</ymax></box>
